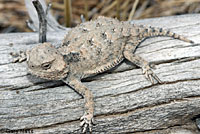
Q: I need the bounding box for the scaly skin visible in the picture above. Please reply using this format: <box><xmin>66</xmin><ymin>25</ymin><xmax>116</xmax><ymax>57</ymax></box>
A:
<box><xmin>13</xmin><ymin>16</ymin><xmax>194</xmax><ymax>133</ymax></box>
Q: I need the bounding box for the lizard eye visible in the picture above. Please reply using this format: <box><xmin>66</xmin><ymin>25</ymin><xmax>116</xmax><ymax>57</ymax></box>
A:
<box><xmin>42</xmin><ymin>63</ymin><xmax>51</xmax><ymax>70</ymax></box>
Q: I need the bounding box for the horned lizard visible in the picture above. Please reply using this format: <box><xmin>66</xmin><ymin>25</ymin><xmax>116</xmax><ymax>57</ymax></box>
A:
<box><xmin>13</xmin><ymin>16</ymin><xmax>194</xmax><ymax>133</ymax></box>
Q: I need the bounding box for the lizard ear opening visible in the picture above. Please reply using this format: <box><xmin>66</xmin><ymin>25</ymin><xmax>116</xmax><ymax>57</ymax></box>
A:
<box><xmin>63</xmin><ymin>52</ymin><xmax>80</xmax><ymax>62</ymax></box>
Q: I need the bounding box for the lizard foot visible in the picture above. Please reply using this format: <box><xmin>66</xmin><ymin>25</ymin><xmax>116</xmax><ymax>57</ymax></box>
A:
<box><xmin>80</xmin><ymin>112</ymin><xmax>94</xmax><ymax>133</ymax></box>
<box><xmin>10</xmin><ymin>51</ymin><xmax>27</xmax><ymax>63</ymax></box>
<box><xmin>142</xmin><ymin>64</ymin><xmax>162</xmax><ymax>84</ymax></box>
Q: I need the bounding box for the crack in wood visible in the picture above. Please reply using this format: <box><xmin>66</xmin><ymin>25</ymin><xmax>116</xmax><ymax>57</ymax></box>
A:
<box><xmin>1</xmin><ymin>14</ymin><xmax>200</xmax><ymax>133</ymax></box>
<box><xmin>95</xmin><ymin>95</ymin><xmax>200</xmax><ymax>120</ymax></box>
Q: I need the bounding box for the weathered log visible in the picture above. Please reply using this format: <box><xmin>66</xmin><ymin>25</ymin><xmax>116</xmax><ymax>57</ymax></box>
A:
<box><xmin>1</xmin><ymin>14</ymin><xmax>200</xmax><ymax>134</ymax></box>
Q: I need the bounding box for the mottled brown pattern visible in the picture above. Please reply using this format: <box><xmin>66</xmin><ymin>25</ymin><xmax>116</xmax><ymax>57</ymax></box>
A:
<box><xmin>16</xmin><ymin>16</ymin><xmax>194</xmax><ymax>133</ymax></box>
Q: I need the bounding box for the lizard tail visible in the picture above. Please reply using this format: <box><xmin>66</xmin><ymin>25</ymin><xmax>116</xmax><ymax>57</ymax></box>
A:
<box><xmin>137</xmin><ymin>25</ymin><xmax>194</xmax><ymax>44</ymax></box>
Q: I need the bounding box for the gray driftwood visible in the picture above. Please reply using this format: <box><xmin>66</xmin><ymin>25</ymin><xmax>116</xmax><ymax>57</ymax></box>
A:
<box><xmin>1</xmin><ymin>14</ymin><xmax>200</xmax><ymax>134</ymax></box>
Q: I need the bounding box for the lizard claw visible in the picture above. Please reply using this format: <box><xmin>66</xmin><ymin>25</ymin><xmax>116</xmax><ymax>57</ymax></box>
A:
<box><xmin>80</xmin><ymin>112</ymin><xmax>94</xmax><ymax>133</ymax></box>
<box><xmin>142</xmin><ymin>65</ymin><xmax>162</xmax><ymax>84</ymax></box>
<box><xmin>10</xmin><ymin>51</ymin><xmax>27</xmax><ymax>63</ymax></box>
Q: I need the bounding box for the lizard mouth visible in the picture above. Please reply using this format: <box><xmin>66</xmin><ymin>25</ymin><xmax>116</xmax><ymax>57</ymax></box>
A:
<box><xmin>28</xmin><ymin>67</ymin><xmax>69</xmax><ymax>80</ymax></box>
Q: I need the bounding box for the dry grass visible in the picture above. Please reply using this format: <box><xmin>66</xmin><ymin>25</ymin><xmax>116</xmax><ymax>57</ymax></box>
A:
<box><xmin>0</xmin><ymin>0</ymin><xmax>200</xmax><ymax>32</ymax></box>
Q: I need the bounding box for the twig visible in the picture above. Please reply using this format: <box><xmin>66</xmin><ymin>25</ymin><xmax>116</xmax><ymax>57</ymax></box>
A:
<box><xmin>51</xmin><ymin>2</ymin><xmax>64</xmax><ymax>10</ymax></box>
<box><xmin>116</xmin><ymin>0</ymin><xmax>121</xmax><ymax>20</ymax></box>
<box><xmin>128</xmin><ymin>0</ymin><xmax>139</xmax><ymax>21</ymax></box>
<box><xmin>26</xmin><ymin>20</ymin><xmax>37</xmax><ymax>32</ymax></box>
<box><xmin>133</xmin><ymin>0</ymin><xmax>149</xmax><ymax>19</ymax></box>
<box><xmin>46</xmin><ymin>2</ymin><xmax>52</xmax><ymax>15</ymax></box>
<box><xmin>64</xmin><ymin>0</ymin><xmax>72</xmax><ymax>27</ymax></box>
<box><xmin>121</xmin><ymin>0</ymin><xmax>130</xmax><ymax>20</ymax></box>
<box><xmin>84</xmin><ymin>0</ymin><xmax>88</xmax><ymax>21</ymax></box>
<box><xmin>32</xmin><ymin>0</ymin><xmax>47</xmax><ymax>43</ymax></box>
<box><xmin>91</xmin><ymin>0</ymin><xmax>110</xmax><ymax>19</ymax></box>
<box><xmin>100</xmin><ymin>0</ymin><xmax>117</xmax><ymax>15</ymax></box>
<box><xmin>25</xmin><ymin>0</ymin><xmax>67</xmax><ymax>31</ymax></box>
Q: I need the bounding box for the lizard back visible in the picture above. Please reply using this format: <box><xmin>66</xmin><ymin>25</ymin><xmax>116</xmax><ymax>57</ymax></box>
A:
<box><xmin>59</xmin><ymin>16</ymin><xmax>131</xmax><ymax>78</ymax></box>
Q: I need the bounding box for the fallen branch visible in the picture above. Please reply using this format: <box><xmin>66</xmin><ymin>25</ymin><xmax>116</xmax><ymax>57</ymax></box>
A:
<box><xmin>0</xmin><ymin>14</ymin><xmax>200</xmax><ymax>133</ymax></box>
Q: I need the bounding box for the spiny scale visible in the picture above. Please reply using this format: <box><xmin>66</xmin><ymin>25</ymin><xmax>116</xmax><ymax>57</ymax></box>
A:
<box><xmin>137</xmin><ymin>25</ymin><xmax>194</xmax><ymax>44</ymax></box>
<box><xmin>86</xmin><ymin>55</ymin><xmax>124</xmax><ymax>75</ymax></box>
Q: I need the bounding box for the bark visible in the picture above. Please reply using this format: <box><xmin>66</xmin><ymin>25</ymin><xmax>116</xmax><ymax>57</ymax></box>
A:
<box><xmin>0</xmin><ymin>14</ymin><xmax>200</xmax><ymax>134</ymax></box>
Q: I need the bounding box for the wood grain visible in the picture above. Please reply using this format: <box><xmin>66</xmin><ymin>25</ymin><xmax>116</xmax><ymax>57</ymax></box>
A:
<box><xmin>1</xmin><ymin>14</ymin><xmax>200</xmax><ymax>133</ymax></box>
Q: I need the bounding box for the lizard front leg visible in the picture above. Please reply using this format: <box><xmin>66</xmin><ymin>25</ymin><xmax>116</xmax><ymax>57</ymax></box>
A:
<box><xmin>10</xmin><ymin>50</ymin><xmax>28</xmax><ymax>63</ymax></box>
<box><xmin>63</xmin><ymin>76</ymin><xmax>94</xmax><ymax>133</ymax></box>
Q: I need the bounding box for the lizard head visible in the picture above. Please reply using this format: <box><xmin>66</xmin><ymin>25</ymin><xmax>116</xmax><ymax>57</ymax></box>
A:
<box><xmin>27</xmin><ymin>43</ymin><xmax>69</xmax><ymax>80</ymax></box>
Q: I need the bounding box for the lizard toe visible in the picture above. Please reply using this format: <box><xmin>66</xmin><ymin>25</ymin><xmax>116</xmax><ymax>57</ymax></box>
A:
<box><xmin>143</xmin><ymin>65</ymin><xmax>162</xmax><ymax>84</ymax></box>
<box><xmin>80</xmin><ymin>113</ymin><xmax>94</xmax><ymax>133</ymax></box>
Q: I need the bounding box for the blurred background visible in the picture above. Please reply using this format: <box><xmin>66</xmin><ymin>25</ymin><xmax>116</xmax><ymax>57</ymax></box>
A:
<box><xmin>0</xmin><ymin>0</ymin><xmax>200</xmax><ymax>33</ymax></box>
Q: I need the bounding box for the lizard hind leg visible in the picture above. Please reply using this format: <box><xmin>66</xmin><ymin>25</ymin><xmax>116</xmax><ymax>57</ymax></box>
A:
<box><xmin>123</xmin><ymin>43</ymin><xmax>162</xmax><ymax>84</ymax></box>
